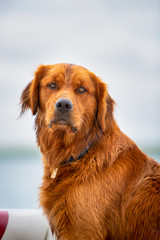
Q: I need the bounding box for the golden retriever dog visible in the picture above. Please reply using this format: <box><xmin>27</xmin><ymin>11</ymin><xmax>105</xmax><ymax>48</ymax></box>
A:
<box><xmin>20</xmin><ymin>63</ymin><xmax>160</xmax><ymax>240</ymax></box>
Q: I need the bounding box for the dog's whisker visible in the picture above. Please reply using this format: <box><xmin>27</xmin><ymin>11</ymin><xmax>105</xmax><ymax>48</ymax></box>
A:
<box><xmin>48</xmin><ymin>120</ymin><xmax>55</xmax><ymax>128</ymax></box>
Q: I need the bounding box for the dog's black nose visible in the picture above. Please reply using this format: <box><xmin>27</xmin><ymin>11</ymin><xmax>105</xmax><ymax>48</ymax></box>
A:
<box><xmin>55</xmin><ymin>98</ymin><xmax>73</xmax><ymax>114</ymax></box>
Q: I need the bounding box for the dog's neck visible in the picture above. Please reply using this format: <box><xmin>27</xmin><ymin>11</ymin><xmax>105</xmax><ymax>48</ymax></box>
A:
<box><xmin>35</xmin><ymin>114</ymin><xmax>121</xmax><ymax>172</ymax></box>
<box><xmin>60</xmin><ymin>145</ymin><xmax>90</xmax><ymax>165</ymax></box>
<box><xmin>49</xmin><ymin>145</ymin><xmax>91</xmax><ymax>179</ymax></box>
<box><xmin>36</xmin><ymin>119</ymin><xmax>104</xmax><ymax>170</ymax></box>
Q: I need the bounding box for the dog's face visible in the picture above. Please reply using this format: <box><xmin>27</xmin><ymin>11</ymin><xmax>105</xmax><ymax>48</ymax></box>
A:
<box><xmin>21</xmin><ymin>63</ymin><xmax>114</xmax><ymax>134</ymax></box>
<box><xmin>40</xmin><ymin>64</ymin><xmax>98</xmax><ymax>133</ymax></box>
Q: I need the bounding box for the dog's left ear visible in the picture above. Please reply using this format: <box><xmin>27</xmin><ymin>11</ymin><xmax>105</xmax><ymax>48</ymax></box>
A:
<box><xmin>90</xmin><ymin>72</ymin><xmax>115</xmax><ymax>133</ymax></box>
<box><xmin>20</xmin><ymin>65</ymin><xmax>47</xmax><ymax>115</ymax></box>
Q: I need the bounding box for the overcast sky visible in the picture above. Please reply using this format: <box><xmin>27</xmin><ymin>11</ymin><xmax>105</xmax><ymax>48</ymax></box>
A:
<box><xmin>0</xmin><ymin>0</ymin><xmax>159</xmax><ymax>148</ymax></box>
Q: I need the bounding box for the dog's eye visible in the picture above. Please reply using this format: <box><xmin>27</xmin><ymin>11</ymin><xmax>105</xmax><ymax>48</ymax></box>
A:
<box><xmin>78</xmin><ymin>87</ymin><xmax>86</xmax><ymax>93</ymax></box>
<box><xmin>48</xmin><ymin>83</ymin><xmax>57</xmax><ymax>89</ymax></box>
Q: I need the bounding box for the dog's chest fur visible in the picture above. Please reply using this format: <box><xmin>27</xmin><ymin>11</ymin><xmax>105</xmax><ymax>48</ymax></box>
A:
<box><xmin>40</xmin><ymin>161</ymin><xmax>122</xmax><ymax>240</ymax></box>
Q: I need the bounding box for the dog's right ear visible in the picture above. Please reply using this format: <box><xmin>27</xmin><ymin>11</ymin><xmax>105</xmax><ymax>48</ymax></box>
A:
<box><xmin>20</xmin><ymin>65</ymin><xmax>47</xmax><ymax>116</ymax></box>
<box><xmin>20</xmin><ymin>81</ymin><xmax>32</xmax><ymax>115</ymax></box>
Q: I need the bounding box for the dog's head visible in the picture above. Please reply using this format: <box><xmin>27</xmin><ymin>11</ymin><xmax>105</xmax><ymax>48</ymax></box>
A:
<box><xmin>20</xmin><ymin>63</ymin><xmax>115</xmax><ymax>134</ymax></box>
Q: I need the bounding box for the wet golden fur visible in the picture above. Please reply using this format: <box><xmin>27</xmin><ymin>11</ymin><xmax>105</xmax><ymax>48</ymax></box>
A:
<box><xmin>21</xmin><ymin>63</ymin><xmax>160</xmax><ymax>239</ymax></box>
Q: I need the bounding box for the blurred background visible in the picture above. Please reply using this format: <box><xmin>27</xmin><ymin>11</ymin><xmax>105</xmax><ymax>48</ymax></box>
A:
<box><xmin>0</xmin><ymin>0</ymin><xmax>159</xmax><ymax>209</ymax></box>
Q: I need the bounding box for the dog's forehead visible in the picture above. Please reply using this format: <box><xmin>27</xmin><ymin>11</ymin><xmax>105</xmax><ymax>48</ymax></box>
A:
<box><xmin>47</xmin><ymin>63</ymin><xmax>67</xmax><ymax>79</ymax></box>
<box><xmin>46</xmin><ymin>64</ymin><xmax>95</xmax><ymax>88</ymax></box>
<box><xmin>70</xmin><ymin>65</ymin><xmax>92</xmax><ymax>85</ymax></box>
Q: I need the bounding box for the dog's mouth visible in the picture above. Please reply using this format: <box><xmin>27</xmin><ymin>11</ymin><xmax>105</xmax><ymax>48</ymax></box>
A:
<box><xmin>57</xmin><ymin>118</ymin><xmax>68</xmax><ymax>125</ymax></box>
<box><xmin>49</xmin><ymin>118</ymin><xmax>69</xmax><ymax>127</ymax></box>
<box><xmin>48</xmin><ymin>118</ymin><xmax>78</xmax><ymax>133</ymax></box>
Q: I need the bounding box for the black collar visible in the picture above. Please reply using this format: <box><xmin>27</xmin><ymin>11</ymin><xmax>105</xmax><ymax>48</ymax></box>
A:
<box><xmin>51</xmin><ymin>145</ymin><xmax>91</xmax><ymax>178</ymax></box>
<box><xmin>60</xmin><ymin>146</ymin><xmax>89</xmax><ymax>165</ymax></box>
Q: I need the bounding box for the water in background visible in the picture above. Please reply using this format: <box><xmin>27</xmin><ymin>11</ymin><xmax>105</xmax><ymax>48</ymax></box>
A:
<box><xmin>0</xmin><ymin>155</ymin><xmax>43</xmax><ymax>209</ymax></box>
<box><xmin>0</xmin><ymin>149</ymin><xmax>159</xmax><ymax>209</ymax></box>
